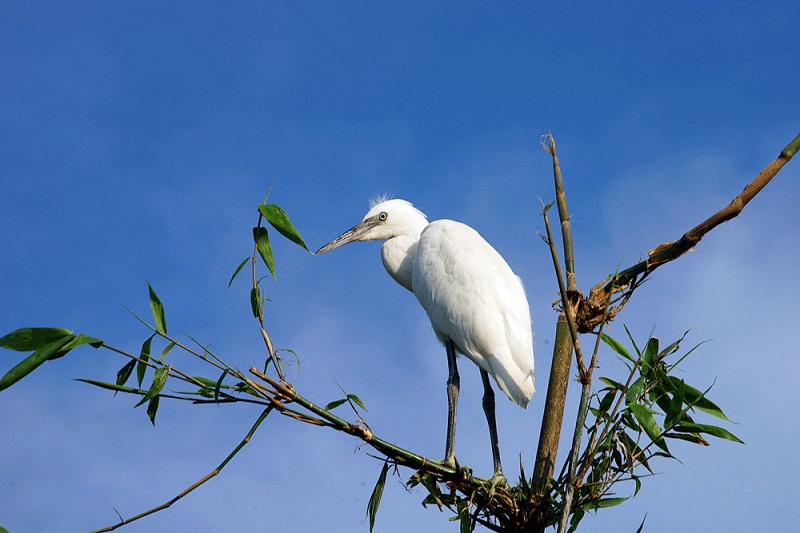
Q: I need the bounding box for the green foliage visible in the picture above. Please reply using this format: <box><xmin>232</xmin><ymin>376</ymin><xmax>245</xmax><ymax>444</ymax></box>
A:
<box><xmin>367</xmin><ymin>461</ymin><xmax>389</xmax><ymax>532</ymax></box>
<box><xmin>0</xmin><ymin>328</ymin><xmax>102</xmax><ymax>391</ymax></box>
<box><xmin>0</xmin><ymin>194</ymin><xmax>748</xmax><ymax>532</ymax></box>
<box><xmin>258</xmin><ymin>203</ymin><xmax>309</xmax><ymax>251</ymax></box>
<box><xmin>253</xmin><ymin>226</ymin><xmax>276</xmax><ymax>280</ymax></box>
<box><xmin>558</xmin><ymin>330</ymin><xmax>742</xmax><ymax>531</ymax></box>
<box><xmin>147</xmin><ymin>281</ymin><xmax>167</xmax><ymax>334</ymax></box>
<box><xmin>251</xmin><ymin>201</ymin><xmax>309</xmax><ymax>282</ymax></box>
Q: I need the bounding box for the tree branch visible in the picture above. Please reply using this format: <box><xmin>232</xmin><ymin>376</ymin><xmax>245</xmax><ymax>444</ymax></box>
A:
<box><xmin>576</xmin><ymin>132</ymin><xmax>800</xmax><ymax>333</ymax></box>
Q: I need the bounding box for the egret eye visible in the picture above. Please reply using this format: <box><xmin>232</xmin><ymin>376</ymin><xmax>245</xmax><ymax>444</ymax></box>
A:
<box><xmin>379</xmin><ymin>212</ymin><xmax>388</xmax><ymax>221</ymax></box>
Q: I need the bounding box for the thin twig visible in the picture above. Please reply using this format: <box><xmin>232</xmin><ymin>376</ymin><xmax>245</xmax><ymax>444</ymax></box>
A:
<box><xmin>541</xmin><ymin>202</ymin><xmax>587</xmax><ymax>379</ymax></box>
<box><xmin>556</xmin><ymin>288</ymin><xmax>613</xmax><ymax>533</ymax></box>
<box><xmin>89</xmin><ymin>407</ymin><xmax>274</xmax><ymax>532</ymax></box>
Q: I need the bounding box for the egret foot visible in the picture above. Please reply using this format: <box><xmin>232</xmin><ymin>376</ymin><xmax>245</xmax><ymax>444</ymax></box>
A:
<box><xmin>490</xmin><ymin>471</ymin><xmax>508</xmax><ymax>489</ymax></box>
<box><xmin>436</xmin><ymin>457</ymin><xmax>473</xmax><ymax>481</ymax></box>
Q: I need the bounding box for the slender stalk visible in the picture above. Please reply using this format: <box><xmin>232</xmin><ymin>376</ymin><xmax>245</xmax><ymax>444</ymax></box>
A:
<box><xmin>541</xmin><ymin>133</ymin><xmax>577</xmax><ymax>291</ymax></box>
<box><xmin>556</xmin><ymin>383</ymin><xmax>592</xmax><ymax>533</ymax></box>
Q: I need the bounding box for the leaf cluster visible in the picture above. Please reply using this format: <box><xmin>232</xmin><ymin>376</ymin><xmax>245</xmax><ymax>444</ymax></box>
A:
<box><xmin>554</xmin><ymin>328</ymin><xmax>742</xmax><ymax>531</ymax></box>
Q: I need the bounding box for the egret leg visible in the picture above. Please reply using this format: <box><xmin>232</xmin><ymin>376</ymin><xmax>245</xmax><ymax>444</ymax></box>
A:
<box><xmin>444</xmin><ymin>338</ymin><xmax>460</xmax><ymax>466</ymax></box>
<box><xmin>480</xmin><ymin>369</ymin><xmax>505</xmax><ymax>482</ymax></box>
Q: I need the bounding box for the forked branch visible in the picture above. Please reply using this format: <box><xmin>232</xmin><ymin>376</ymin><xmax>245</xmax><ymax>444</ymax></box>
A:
<box><xmin>575</xmin><ymin>132</ymin><xmax>800</xmax><ymax>333</ymax></box>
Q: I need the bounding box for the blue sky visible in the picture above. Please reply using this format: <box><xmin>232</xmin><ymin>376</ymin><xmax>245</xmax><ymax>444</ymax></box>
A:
<box><xmin>2</xmin><ymin>2</ymin><xmax>799</xmax><ymax>532</ymax></box>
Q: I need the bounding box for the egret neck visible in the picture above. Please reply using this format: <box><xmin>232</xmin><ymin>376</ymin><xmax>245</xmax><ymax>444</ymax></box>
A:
<box><xmin>381</xmin><ymin>235</ymin><xmax>422</xmax><ymax>292</ymax></box>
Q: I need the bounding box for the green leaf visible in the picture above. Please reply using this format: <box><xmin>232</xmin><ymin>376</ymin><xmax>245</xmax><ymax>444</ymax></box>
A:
<box><xmin>585</xmin><ymin>496</ymin><xmax>628</xmax><ymax>510</ymax></box>
<box><xmin>146</xmin><ymin>281</ymin><xmax>167</xmax><ymax>334</ymax></box>
<box><xmin>625</xmin><ymin>376</ymin><xmax>644</xmax><ymax>405</ymax></box>
<box><xmin>635</xmin><ymin>514</ymin><xmax>647</xmax><ymax>533</ymax></box>
<box><xmin>214</xmin><ymin>368</ymin><xmax>229</xmax><ymax>402</ymax></box>
<box><xmin>567</xmin><ymin>507</ymin><xmax>585</xmax><ymax>533</ymax></box>
<box><xmin>664</xmin><ymin>378</ymin><xmax>686</xmax><ymax>428</ymax></box>
<box><xmin>253</xmin><ymin>226</ymin><xmax>276</xmax><ymax>280</ymax></box>
<box><xmin>600</xmin><ymin>332</ymin><xmax>635</xmax><ymax>362</ymax></box>
<box><xmin>116</xmin><ymin>360</ymin><xmax>137</xmax><ymax>387</ymax></box>
<box><xmin>63</xmin><ymin>333</ymin><xmax>104</xmax><ymax>350</ymax></box>
<box><xmin>664</xmin><ymin>432</ymin><xmax>710</xmax><ymax>446</ymax></box>
<box><xmin>137</xmin><ymin>336</ymin><xmax>153</xmax><ymax>387</ymax></box>
<box><xmin>160</xmin><ymin>341</ymin><xmax>175</xmax><ymax>361</ymax></box>
<box><xmin>630</xmin><ymin>403</ymin><xmax>669</xmax><ymax>453</ymax></box>
<box><xmin>366</xmin><ymin>462</ymin><xmax>389</xmax><ymax>533</ymax></box>
<box><xmin>599</xmin><ymin>376</ymin><xmax>624</xmax><ymax>390</ymax></box>
<box><xmin>674</xmin><ymin>421</ymin><xmax>744</xmax><ymax>444</ymax></box>
<box><xmin>347</xmin><ymin>393</ymin><xmax>367</xmax><ymax>411</ymax></box>
<box><xmin>77</xmin><ymin>378</ymin><xmax>143</xmax><ymax>395</ymax></box>
<box><xmin>147</xmin><ymin>395</ymin><xmax>160</xmax><ymax>425</ymax></box>
<box><xmin>324</xmin><ymin>398</ymin><xmax>348</xmax><ymax>411</ymax></box>
<box><xmin>250</xmin><ymin>286</ymin><xmax>262</xmax><ymax>318</ymax></box>
<box><xmin>0</xmin><ymin>327</ymin><xmax>73</xmax><ymax>351</ymax></box>
<box><xmin>228</xmin><ymin>257</ymin><xmax>251</xmax><ymax>289</ymax></box>
<box><xmin>668</xmin><ymin>377</ymin><xmax>731</xmax><ymax>421</ymax></box>
<box><xmin>642</xmin><ymin>337</ymin><xmax>659</xmax><ymax>376</ymax></box>
<box><xmin>136</xmin><ymin>366</ymin><xmax>168</xmax><ymax>407</ymax></box>
<box><xmin>0</xmin><ymin>336</ymin><xmax>74</xmax><ymax>391</ymax></box>
<box><xmin>258</xmin><ymin>203</ymin><xmax>309</xmax><ymax>251</ymax></box>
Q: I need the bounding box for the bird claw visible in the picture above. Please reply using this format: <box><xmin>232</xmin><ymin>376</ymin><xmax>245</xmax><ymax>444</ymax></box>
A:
<box><xmin>438</xmin><ymin>457</ymin><xmax>473</xmax><ymax>482</ymax></box>
<box><xmin>489</xmin><ymin>472</ymin><xmax>507</xmax><ymax>489</ymax></box>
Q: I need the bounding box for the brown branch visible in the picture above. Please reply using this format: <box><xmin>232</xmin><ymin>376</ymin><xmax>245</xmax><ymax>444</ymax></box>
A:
<box><xmin>576</xmin><ymin>132</ymin><xmax>800</xmax><ymax>333</ymax></box>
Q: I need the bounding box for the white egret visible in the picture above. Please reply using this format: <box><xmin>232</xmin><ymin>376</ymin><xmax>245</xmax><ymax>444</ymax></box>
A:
<box><xmin>316</xmin><ymin>199</ymin><xmax>534</xmax><ymax>481</ymax></box>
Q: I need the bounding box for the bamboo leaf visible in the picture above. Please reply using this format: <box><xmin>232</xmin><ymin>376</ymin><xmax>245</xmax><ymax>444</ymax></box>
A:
<box><xmin>664</xmin><ymin>432</ymin><xmax>710</xmax><ymax>446</ymax></box>
<box><xmin>347</xmin><ymin>393</ymin><xmax>367</xmax><ymax>411</ymax></box>
<box><xmin>366</xmin><ymin>462</ymin><xmax>389</xmax><ymax>533</ymax></box>
<box><xmin>625</xmin><ymin>377</ymin><xmax>644</xmax><ymax>405</ymax></box>
<box><xmin>146</xmin><ymin>281</ymin><xmax>167</xmax><ymax>334</ymax></box>
<box><xmin>668</xmin><ymin>377</ymin><xmax>731</xmax><ymax>421</ymax></box>
<box><xmin>253</xmin><ymin>226</ymin><xmax>276</xmax><ymax>279</ymax></box>
<box><xmin>147</xmin><ymin>395</ymin><xmax>160</xmax><ymax>425</ymax></box>
<box><xmin>136</xmin><ymin>366</ymin><xmax>168</xmax><ymax>407</ymax></box>
<box><xmin>116</xmin><ymin>359</ymin><xmax>137</xmax><ymax>388</ymax></box>
<box><xmin>0</xmin><ymin>336</ymin><xmax>73</xmax><ymax>391</ymax></box>
<box><xmin>600</xmin><ymin>332</ymin><xmax>635</xmax><ymax>362</ymax></box>
<box><xmin>674</xmin><ymin>421</ymin><xmax>744</xmax><ymax>444</ymax></box>
<box><xmin>77</xmin><ymin>378</ymin><xmax>144</xmax><ymax>395</ymax></box>
<box><xmin>0</xmin><ymin>327</ymin><xmax>73</xmax><ymax>351</ymax></box>
<box><xmin>160</xmin><ymin>341</ymin><xmax>175</xmax><ymax>361</ymax></box>
<box><xmin>635</xmin><ymin>514</ymin><xmax>647</xmax><ymax>533</ymax></box>
<box><xmin>258</xmin><ymin>203</ymin><xmax>309</xmax><ymax>251</ymax></box>
<box><xmin>642</xmin><ymin>337</ymin><xmax>659</xmax><ymax>376</ymax></box>
<box><xmin>228</xmin><ymin>257</ymin><xmax>251</xmax><ymax>289</ymax></box>
<box><xmin>137</xmin><ymin>335</ymin><xmax>153</xmax><ymax>387</ymax></box>
<box><xmin>630</xmin><ymin>403</ymin><xmax>669</xmax><ymax>453</ymax></box>
<box><xmin>250</xmin><ymin>286</ymin><xmax>262</xmax><ymax>318</ymax></box>
<box><xmin>62</xmin><ymin>333</ymin><xmax>104</xmax><ymax>351</ymax></box>
<box><xmin>324</xmin><ymin>398</ymin><xmax>348</xmax><ymax>411</ymax></box>
<box><xmin>599</xmin><ymin>376</ymin><xmax>624</xmax><ymax>390</ymax></box>
<box><xmin>664</xmin><ymin>378</ymin><xmax>686</xmax><ymax>428</ymax></box>
<box><xmin>586</xmin><ymin>496</ymin><xmax>628</xmax><ymax>510</ymax></box>
<box><xmin>214</xmin><ymin>368</ymin><xmax>229</xmax><ymax>401</ymax></box>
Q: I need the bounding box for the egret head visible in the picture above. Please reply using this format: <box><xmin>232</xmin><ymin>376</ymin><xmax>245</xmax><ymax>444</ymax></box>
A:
<box><xmin>315</xmin><ymin>199</ymin><xmax>428</xmax><ymax>255</ymax></box>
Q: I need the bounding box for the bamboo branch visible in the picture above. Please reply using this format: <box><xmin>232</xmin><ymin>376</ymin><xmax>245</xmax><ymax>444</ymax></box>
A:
<box><xmin>531</xmin><ymin>133</ymin><xmax>578</xmax><ymax>499</ymax></box>
<box><xmin>576</xmin><ymin>132</ymin><xmax>800</xmax><ymax>333</ymax></box>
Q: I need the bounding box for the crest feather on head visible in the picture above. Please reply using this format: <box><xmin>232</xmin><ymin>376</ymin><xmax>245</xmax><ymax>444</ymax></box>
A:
<box><xmin>369</xmin><ymin>193</ymin><xmax>393</xmax><ymax>208</ymax></box>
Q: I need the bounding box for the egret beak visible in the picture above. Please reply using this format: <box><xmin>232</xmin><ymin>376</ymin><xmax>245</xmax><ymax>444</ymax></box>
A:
<box><xmin>315</xmin><ymin>215</ymin><xmax>381</xmax><ymax>255</ymax></box>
